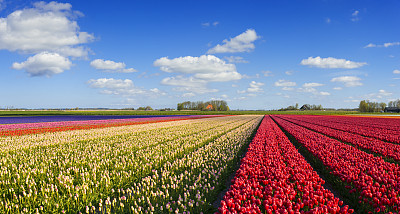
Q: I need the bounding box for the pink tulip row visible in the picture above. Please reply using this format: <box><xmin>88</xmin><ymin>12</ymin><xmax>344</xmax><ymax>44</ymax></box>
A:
<box><xmin>282</xmin><ymin>115</ymin><xmax>400</xmax><ymax>144</ymax></box>
<box><xmin>272</xmin><ymin>116</ymin><xmax>400</xmax><ymax>213</ymax></box>
<box><xmin>217</xmin><ymin>116</ymin><xmax>351</xmax><ymax>214</ymax></box>
<box><xmin>276</xmin><ymin>115</ymin><xmax>400</xmax><ymax>162</ymax></box>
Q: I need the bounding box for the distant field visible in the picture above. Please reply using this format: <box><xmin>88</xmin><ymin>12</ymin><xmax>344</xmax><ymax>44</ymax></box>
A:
<box><xmin>0</xmin><ymin>109</ymin><xmax>387</xmax><ymax>116</ymax></box>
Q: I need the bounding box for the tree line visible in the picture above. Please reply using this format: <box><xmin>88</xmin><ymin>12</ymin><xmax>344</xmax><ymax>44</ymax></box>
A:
<box><xmin>278</xmin><ymin>103</ymin><xmax>323</xmax><ymax>111</ymax></box>
<box><xmin>177</xmin><ymin>100</ymin><xmax>229</xmax><ymax>111</ymax></box>
<box><xmin>358</xmin><ymin>99</ymin><xmax>400</xmax><ymax>112</ymax></box>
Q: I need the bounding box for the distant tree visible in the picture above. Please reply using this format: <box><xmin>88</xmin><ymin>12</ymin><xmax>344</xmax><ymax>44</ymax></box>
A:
<box><xmin>359</xmin><ymin>100</ymin><xmax>382</xmax><ymax>112</ymax></box>
<box><xmin>379</xmin><ymin>102</ymin><xmax>387</xmax><ymax>111</ymax></box>
<box><xmin>176</xmin><ymin>100</ymin><xmax>229</xmax><ymax>111</ymax></box>
<box><xmin>359</xmin><ymin>100</ymin><xmax>368</xmax><ymax>112</ymax></box>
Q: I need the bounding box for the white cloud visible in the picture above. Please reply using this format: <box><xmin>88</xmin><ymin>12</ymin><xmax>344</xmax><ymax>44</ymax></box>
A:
<box><xmin>365</xmin><ymin>43</ymin><xmax>376</xmax><ymax>48</ymax></box>
<box><xmin>247</xmin><ymin>81</ymin><xmax>264</xmax><ymax>93</ymax></box>
<box><xmin>207</xmin><ymin>29</ymin><xmax>260</xmax><ymax>54</ymax></box>
<box><xmin>393</xmin><ymin>69</ymin><xmax>400</xmax><ymax>74</ymax></box>
<box><xmin>12</xmin><ymin>52</ymin><xmax>72</xmax><ymax>77</ymax></box>
<box><xmin>378</xmin><ymin>89</ymin><xmax>392</xmax><ymax>97</ymax></box>
<box><xmin>303</xmin><ymin>82</ymin><xmax>323</xmax><ymax>87</ymax></box>
<box><xmin>89</xmin><ymin>78</ymin><xmax>133</xmax><ymax>89</ymax></box>
<box><xmin>0</xmin><ymin>1</ymin><xmax>93</xmax><ymax>57</ymax></box>
<box><xmin>331</xmin><ymin>76</ymin><xmax>363</xmax><ymax>87</ymax></box>
<box><xmin>262</xmin><ymin>70</ymin><xmax>273</xmax><ymax>77</ymax></box>
<box><xmin>201</xmin><ymin>21</ymin><xmax>218</xmax><ymax>27</ymax></box>
<box><xmin>365</xmin><ymin>42</ymin><xmax>400</xmax><ymax>48</ymax></box>
<box><xmin>326</xmin><ymin>18</ymin><xmax>331</xmax><ymax>23</ymax></box>
<box><xmin>182</xmin><ymin>92</ymin><xmax>195</xmax><ymax>98</ymax></box>
<box><xmin>282</xmin><ymin>87</ymin><xmax>294</xmax><ymax>91</ymax></box>
<box><xmin>319</xmin><ymin>92</ymin><xmax>330</xmax><ymax>96</ymax></box>
<box><xmin>90</xmin><ymin>59</ymin><xmax>137</xmax><ymax>73</ymax></box>
<box><xmin>351</xmin><ymin>10</ymin><xmax>359</xmax><ymax>22</ymax></box>
<box><xmin>154</xmin><ymin>55</ymin><xmax>240</xmax><ymax>81</ymax></box>
<box><xmin>364</xmin><ymin>89</ymin><xmax>393</xmax><ymax>100</ymax></box>
<box><xmin>160</xmin><ymin>76</ymin><xmax>217</xmax><ymax>94</ymax></box>
<box><xmin>333</xmin><ymin>87</ymin><xmax>343</xmax><ymax>90</ymax></box>
<box><xmin>224</xmin><ymin>56</ymin><xmax>248</xmax><ymax>63</ymax></box>
<box><xmin>300</xmin><ymin>56</ymin><xmax>366</xmax><ymax>69</ymax></box>
<box><xmin>88</xmin><ymin>78</ymin><xmax>164</xmax><ymax>96</ymax></box>
<box><xmin>299</xmin><ymin>82</ymin><xmax>329</xmax><ymax>96</ymax></box>
<box><xmin>155</xmin><ymin>55</ymin><xmax>241</xmax><ymax>95</ymax></box>
<box><xmin>285</xmin><ymin>70</ymin><xmax>296</xmax><ymax>75</ymax></box>
<box><xmin>274</xmin><ymin>79</ymin><xmax>297</xmax><ymax>87</ymax></box>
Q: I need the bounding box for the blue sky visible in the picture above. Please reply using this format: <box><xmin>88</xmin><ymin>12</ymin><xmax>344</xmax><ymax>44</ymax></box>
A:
<box><xmin>0</xmin><ymin>0</ymin><xmax>399</xmax><ymax>110</ymax></box>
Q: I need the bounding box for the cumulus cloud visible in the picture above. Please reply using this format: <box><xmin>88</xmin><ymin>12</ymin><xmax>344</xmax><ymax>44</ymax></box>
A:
<box><xmin>155</xmin><ymin>55</ymin><xmax>241</xmax><ymax>95</ymax></box>
<box><xmin>300</xmin><ymin>56</ymin><xmax>366</xmax><ymax>69</ymax></box>
<box><xmin>331</xmin><ymin>76</ymin><xmax>362</xmax><ymax>87</ymax></box>
<box><xmin>207</xmin><ymin>29</ymin><xmax>260</xmax><ymax>54</ymax></box>
<box><xmin>88</xmin><ymin>78</ymin><xmax>165</xmax><ymax>96</ymax></box>
<box><xmin>262</xmin><ymin>70</ymin><xmax>273</xmax><ymax>77</ymax></box>
<box><xmin>12</xmin><ymin>52</ymin><xmax>72</xmax><ymax>77</ymax></box>
<box><xmin>154</xmin><ymin>55</ymin><xmax>240</xmax><ymax>81</ymax></box>
<box><xmin>160</xmin><ymin>76</ymin><xmax>218</xmax><ymax>94</ymax></box>
<box><xmin>224</xmin><ymin>56</ymin><xmax>248</xmax><ymax>63</ymax></box>
<box><xmin>333</xmin><ymin>87</ymin><xmax>343</xmax><ymax>90</ymax></box>
<box><xmin>351</xmin><ymin>10</ymin><xmax>360</xmax><ymax>22</ymax></box>
<box><xmin>0</xmin><ymin>1</ymin><xmax>93</xmax><ymax>57</ymax></box>
<box><xmin>274</xmin><ymin>79</ymin><xmax>297</xmax><ymax>87</ymax></box>
<box><xmin>285</xmin><ymin>70</ymin><xmax>296</xmax><ymax>76</ymax></box>
<box><xmin>393</xmin><ymin>69</ymin><xmax>400</xmax><ymax>74</ymax></box>
<box><xmin>282</xmin><ymin>87</ymin><xmax>294</xmax><ymax>91</ymax></box>
<box><xmin>182</xmin><ymin>92</ymin><xmax>196</xmax><ymax>98</ymax></box>
<box><xmin>202</xmin><ymin>21</ymin><xmax>219</xmax><ymax>27</ymax></box>
<box><xmin>247</xmin><ymin>81</ymin><xmax>264</xmax><ymax>93</ymax></box>
<box><xmin>90</xmin><ymin>59</ymin><xmax>137</xmax><ymax>73</ymax></box>
<box><xmin>365</xmin><ymin>42</ymin><xmax>400</xmax><ymax>48</ymax></box>
<box><xmin>303</xmin><ymin>83</ymin><xmax>324</xmax><ymax>87</ymax></box>
<box><xmin>364</xmin><ymin>89</ymin><xmax>393</xmax><ymax>100</ymax></box>
<box><xmin>299</xmin><ymin>82</ymin><xmax>329</xmax><ymax>96</ymax></box>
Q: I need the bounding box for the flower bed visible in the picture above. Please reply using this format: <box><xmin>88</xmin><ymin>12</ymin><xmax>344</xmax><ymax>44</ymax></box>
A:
<box><xmin>217</xmin><ymin>116</ymin><xmax>351</xmax><ymax>214</ymax></box>
<box><xmin>272</xmin><ymin>115</ymin><xmax>400</xmax><ymax>213</ymax></box>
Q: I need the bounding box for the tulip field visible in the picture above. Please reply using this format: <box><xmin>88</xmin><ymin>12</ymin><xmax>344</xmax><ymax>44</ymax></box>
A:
<box><xmin>0</xmin><ymin>115</ymin><xmax>263</xmax><ymax>213</ymax></box>
<box><xmin>1</xmin><ymin>113</ymin><xmax>400</xmax><ymax>213</ymax></box>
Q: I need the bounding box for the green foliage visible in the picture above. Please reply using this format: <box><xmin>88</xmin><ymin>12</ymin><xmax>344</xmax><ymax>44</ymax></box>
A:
<box><xmin>359</xmin><ymin>100</ymin><xmax>386</xmax><ymax>112</ymax></box>
<box><xmin>177</xmin><ymin>100</ymin><xmax>229</xmax><ymax>111</ymax></box>
<box><xmin>388</xmin><ymin>99</ymin><xmax>400</xmax><ymax>108</ymax></box>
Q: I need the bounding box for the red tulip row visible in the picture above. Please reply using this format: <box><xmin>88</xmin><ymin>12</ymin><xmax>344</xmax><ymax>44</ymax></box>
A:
<box><xmin>217</xmin><ymin>116</ymin><xmax>351</xmax><ymax>214</ymax></box>
<box><xmin>282</xmin><ymin>115</ymin><xmax>400</xmax><ymax>144</ymax></box>
<box><xmin>0</xmin><ymin>115</ymin><xmax>223</xmax><ymax>137</ymax></box>
<box><xmin>318</xmin><ymin>116</ymin><xmax>400</xmax><ymax>132</ymax></box>
<box><xmin>272</xmin><ymin>116</ymin><xmax>400</xmax><ymax>213</ymax></box>
<box><xmin>276</xmin><ymin>115</ymin><xmax>400</xmax><ymax>162</ymax></box>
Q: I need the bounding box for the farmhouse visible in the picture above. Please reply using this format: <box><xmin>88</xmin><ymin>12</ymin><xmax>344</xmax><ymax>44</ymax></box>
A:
<box><xmin>300</xmin><ymin>104</ymin><xmax>311</xmax><ymax>111</ymax></box>
<box><xmin>384</xmin><ymin>107</ymin><xmax>400</xmax><ymax>113</ymax></box>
